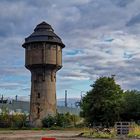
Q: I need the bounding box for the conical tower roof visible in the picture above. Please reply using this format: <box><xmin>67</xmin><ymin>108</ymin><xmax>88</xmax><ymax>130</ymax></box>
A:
<box><xmin>22</xmin><ymin>21</ymin><xmax>65</xmax><ymax>48</ymax></box>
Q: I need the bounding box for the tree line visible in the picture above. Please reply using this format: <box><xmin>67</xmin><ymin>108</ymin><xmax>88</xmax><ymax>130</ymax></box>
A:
<box><xmin>80</xmin><ymin>76</ymin><xmax>140</xmax><ymax>127</ymax></box>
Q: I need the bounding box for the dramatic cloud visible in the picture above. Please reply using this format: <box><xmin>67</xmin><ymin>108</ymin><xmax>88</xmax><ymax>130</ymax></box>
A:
<box><xmin>0</xmin><ymin>0</ymin><xmax>140</xmax><ymax>99</ymax></box>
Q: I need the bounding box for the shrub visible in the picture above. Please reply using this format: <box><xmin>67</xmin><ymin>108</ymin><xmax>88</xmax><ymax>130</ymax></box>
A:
<box><xmin>42</xmin><ymin>115</ymin><xmax>56</xmax><ymax>128</ymax></box>
<box><xmin>11</xmin><ymin>114</ymin><xmax>27</xmax><ymax>128</ymax></box>
<box><xmin>42</xmin><ymin>113</ymin><xmax>81</xmax><ymax>128</ymax></box>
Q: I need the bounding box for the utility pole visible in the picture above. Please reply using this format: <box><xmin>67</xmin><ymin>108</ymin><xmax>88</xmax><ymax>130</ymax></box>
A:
<box><xmin>1</xmin><ymin>95</ymin><xmax>3</xmax><ymax>103</ymax></box>
<box><xmin>65</xmin><ymin>90</ymin><xmax>68</xmax><ymax>107</ymax></box>
<box><xmin>15</xmin><ymin>95</ymin><xmax>18</xmax><ymax>101</ymax></box>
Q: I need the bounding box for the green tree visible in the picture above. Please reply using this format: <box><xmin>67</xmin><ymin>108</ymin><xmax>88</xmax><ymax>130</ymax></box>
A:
<box><xmin>121</xmin><ymin>90</ymin><xmax>140</xmax><ymax>122</ymax></box>
<box><xmin>80</xmin><ymin>76</ymin><xmax>124</xmax><ymax>126</ymax></box>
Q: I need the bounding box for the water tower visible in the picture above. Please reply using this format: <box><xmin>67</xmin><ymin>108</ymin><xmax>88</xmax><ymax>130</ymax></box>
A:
<box><xmin>22</xmin><ymin>21</ymin><xmax>65</xmax><ymax>127</ymax></box>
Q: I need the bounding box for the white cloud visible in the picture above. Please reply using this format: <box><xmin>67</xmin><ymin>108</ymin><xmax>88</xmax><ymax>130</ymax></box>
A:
<box><xmin>0</xmin><ymin>0</ymin><xmax>140</xmax><ymax>97</ymax></box>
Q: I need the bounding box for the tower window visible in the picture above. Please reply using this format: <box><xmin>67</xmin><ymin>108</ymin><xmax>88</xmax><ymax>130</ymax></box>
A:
<box><xmin>37</xmin><ymin>93</ymin><xmax>40</xmax><ymax>98</ymax></box>
<box><xmin>51</xmin><ymin>72</ymin><xmax>54</xmax><ymax>82</ymax></box>
<box><xmin>54</xmin><ymin>75</ymin><xmax>56</xmax><ymax>82</ymax></box>
<box><xmin>37</xmin><ymin>107</ymin><xmax>40</xmax><ymax>118</ymax></box>
<box><xmin>37</xmin><ymin>107</ymin><xmax>40</xmax><ymax>114</ymax></box>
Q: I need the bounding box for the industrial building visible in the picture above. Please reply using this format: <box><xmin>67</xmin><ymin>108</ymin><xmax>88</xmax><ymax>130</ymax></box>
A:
<box><xmin>0</xmin><ymin>100</ymin><xmax>80</xmax><ymax>116</ymax></box>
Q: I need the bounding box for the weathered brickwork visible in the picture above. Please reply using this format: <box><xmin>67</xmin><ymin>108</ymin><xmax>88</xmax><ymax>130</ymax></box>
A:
<box><xmin>22</xmin><ymin>22</ymin><xmax>65</xmax><ymax>127</ymax></box>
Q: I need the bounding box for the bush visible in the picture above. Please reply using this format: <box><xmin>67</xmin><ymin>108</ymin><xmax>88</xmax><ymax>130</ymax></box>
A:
<box><xmin>56</xmin><ymin>113</ymin><xmax>71</xmax><ymax>127</ymax></box>
<box><xmin>0</xmin><ymin>107</ymin><xmax>11</xmax><ymax>128</ymax></box>
<box><xmin>0</xmin><ymin>112</ymin><xmax>28</xmax><ymax>129</ymax></box>
<box><xmin>42</xmin><ymin>113</ymin><xmax>81</xmax><ymax>128</ymax></box>
<box><xmin>42</xmin><ymin>115</ymin><xmax>56</xmax><ymax>128</ymax></box>
<box><xmin>11</xmin><ymin>114</ymin><xmax>27</xmax><ymax>128</ymax></box>
<box><xmin>128</xmin><ymin>124</ymin><xmax>140</xmax><ymax>138</ymax></box>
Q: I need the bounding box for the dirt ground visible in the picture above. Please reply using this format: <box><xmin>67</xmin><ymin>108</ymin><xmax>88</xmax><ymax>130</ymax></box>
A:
<box><xmin>0</xmin><ymin>130</ymin><xmax>135</xmax><ymax>140</ymax></box>
<box><xmin>0</xmin><ymin>130</ymin><xmax>94</xmax><ymax>140</ymax></box>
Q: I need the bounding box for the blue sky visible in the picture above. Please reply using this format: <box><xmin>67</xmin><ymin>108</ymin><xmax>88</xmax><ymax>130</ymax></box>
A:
<box><xmin>0</xmin><ymin>0</ymin><xmax>140</xmax><ymax>100</ymax></box>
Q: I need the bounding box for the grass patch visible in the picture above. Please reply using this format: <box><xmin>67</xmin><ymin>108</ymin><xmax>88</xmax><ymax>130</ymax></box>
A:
<box><xmin>82</xmin><ymin>131</ymin><xmax>116</xmax><ymax>138</ymax></box>
<box><xmin>128</xmin><ymin>124</ymin><xmax>140</xmax><ymax>138</ymax></box>
<box><xmin>81</xmin><ymin>128</ymin><xmax>116</xmax><ymax>139</ymax></box>
<box><xmin>80</xmin><ymin>125</ymin><xmax>140</xmax><ymax>138</ymax></box>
